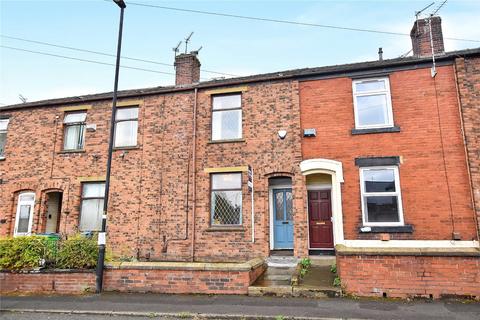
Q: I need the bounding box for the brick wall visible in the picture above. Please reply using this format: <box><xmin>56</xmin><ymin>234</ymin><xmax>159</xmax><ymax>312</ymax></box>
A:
<box><xmin>300</xmin><ymin>65</ymin><xmax>477</xmax><ymax>242</ymax></box>
<box><xmin>455</xmin><ymin>56</ymin><xmax>480</xmax><ymax>235</ymax></box>
<box><xmin>0</xmin><ymin>263</ymin><xmax>266</xmax><ymax>295</ymax></box>
<box><xmin>337</xmin><ymin>254</ymin><xmax>480</xmax><ymax>299</ymax></box>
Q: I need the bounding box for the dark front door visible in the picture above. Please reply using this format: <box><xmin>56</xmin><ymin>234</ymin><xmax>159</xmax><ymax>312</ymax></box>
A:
<box><xmin>308</xmin><ymin>190</ymin><xmax>333</xmax><ymax>249</ymax></box>
<box><xmin>273</xmin><ymin>188</ymin><xmax>294</xmax><ymax>249</ymax></box>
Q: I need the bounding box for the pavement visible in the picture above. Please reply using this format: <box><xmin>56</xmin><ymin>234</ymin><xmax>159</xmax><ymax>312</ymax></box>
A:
<box><xmin>1</xmin><ymin>293</ymin><xmax>480</xmax><ymax>320</ymax></box>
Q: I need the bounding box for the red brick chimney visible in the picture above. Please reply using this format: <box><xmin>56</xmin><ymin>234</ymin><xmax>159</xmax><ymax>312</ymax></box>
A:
<box><xmin>174</xmin><ymin>53</ymin><xmax>201</xmax><ymax>86</ymax></box>
<box><xmin>410</xmin><ymin>16</ymin><xmax>445</xmax><ymax>57</ymax></box>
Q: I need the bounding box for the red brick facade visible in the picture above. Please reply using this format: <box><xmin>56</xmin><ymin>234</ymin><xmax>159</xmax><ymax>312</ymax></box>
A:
<box><xmin>455</xmin><ymin>56</ymin><xmax>480</xmax><ymax>235</ymax></box>
<box><xmin>300</xmin><ymin>65</ymin><xmax>477</xmax><ymax>242</ymax></box>
<box><xmin>1</xmin><ymin>21</ymin><xmax>479</xmax><ymax>298</ymax></box>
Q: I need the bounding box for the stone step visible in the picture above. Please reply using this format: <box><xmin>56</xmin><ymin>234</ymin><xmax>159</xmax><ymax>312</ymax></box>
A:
<box><xmin>309</xmin><ymin>256</ymin><xmax>336</xmax><ymax>267</ymax></box>
<box><xmin>263</xmin><ymin>274</ymin><xmax>291</xmax><ymax>281</ymax></box>
<box><xmin>248</xmin><ymin>285</ymin><xmax>292</xmax><ymax>297</ymax></box>
<box><xmin>262</xmin><ymin>267</ymin><xmax>296</xmax><ymax>275</ymax></box>
<box><xmin>292</xmin><ymin>286</ymin><xmax>342</xmax><ymax>298</ymax></box>
<box><xmin>266</xmin><ymin>256</ymin><xmax>299</xmax><ymax>267</ymax></box>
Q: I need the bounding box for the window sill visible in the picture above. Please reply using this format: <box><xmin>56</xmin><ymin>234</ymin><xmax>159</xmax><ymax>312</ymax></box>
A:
<box><xmin>351</xmin><ymin>126</ymin><xmax>401</xmax><ymax>135</ymax></box>
<box><xmin>58</xmin><ymin>149</ymin><xmax>86</xmax><ymax>154</ymax></box>
<box><xmin>359</xmin><ymin>225</ymin><xmax>413</xmax><ymax>233</ymax></box>
<box><xmin>205</xmin><ymin>226</ymin><xmax>245</xmax><ymax>232</ymax></box>
<box><xmin>113</xmin><ymin>145</ymin><xmax>140</xmax><ymax>151</ymax></box>
<box><xmin>0</xmin><ymin>156</ymin><xmax>5</xmax><ymax>161</ymax></box>
<box><xmin>208</xmin><ymin>139</ymin><xmax>246</xmax><ymax>144</ymax></box>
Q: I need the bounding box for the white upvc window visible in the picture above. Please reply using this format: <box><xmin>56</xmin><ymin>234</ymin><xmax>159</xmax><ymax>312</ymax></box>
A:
<box><xmin>360</xmin><ymin>166</ymin><xmax>404</xmax><ymax>226</ymax></box>
<box><xmin>63</xmin><ymin>112</ymin><xmax>86</xmax><ymax>151</ymax></box>
<box><xmin>352</xmin><ymin>77</ymin><xmax>394</xmax><ymax>129</ymax></box>
<box><xmin>114</xmin><ymin>107</ymin><xmax>138</xmax><ymax>147</ymax></box>
<box><xmin>14</xmin><ymin>192</ymin><xmax>35</xmax><ymax>236</ymax></box>
<box><xmin>0</xmin><ymin>118</ymin><xmax>10</xmax><ymax>158</ymax></box>
<box><xmin>211</xmin><ymin>94</ymin><xmax>242</xmax><ymax>141</ymax></box>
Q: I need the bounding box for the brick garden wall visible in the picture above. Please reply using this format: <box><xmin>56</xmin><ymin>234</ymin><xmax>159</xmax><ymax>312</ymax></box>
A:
<box><xmin>0</xmin><ymin>261</ymin><xmax>266</xmax><ymax>295</ymax></box>
<box><xmin>0</xmin><ymin>270</ymin><xmax>95</xmax><ymax>294</ymax></box>
<box><xmin>300</xmin><ymin>65</ymin><xmax>477</xmax><ymax>242</ymax></box>
<box><xmin>337</xmin><ymin>254</ymin><xmax>480</xmax><ymax>299</ymax></box>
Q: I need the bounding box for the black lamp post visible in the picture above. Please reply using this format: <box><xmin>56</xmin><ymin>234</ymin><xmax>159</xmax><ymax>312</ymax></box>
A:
<box><xmin>95</xmin><ymin>0</ymin><xmax>126</xmax><ymax>293</ymax></box>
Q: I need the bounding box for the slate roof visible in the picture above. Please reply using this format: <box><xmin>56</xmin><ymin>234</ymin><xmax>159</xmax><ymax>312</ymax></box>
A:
<box><xmin>1</xmin><ymin>47</ymin><xmax>479</xmax><ymax>111</ymax></box>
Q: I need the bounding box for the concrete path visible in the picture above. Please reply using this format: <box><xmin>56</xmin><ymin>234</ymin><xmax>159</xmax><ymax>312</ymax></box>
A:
<box><xmin>1</xmin><ymin>293</ymin><xmax>479</xmax><ymax>320</ymax></box>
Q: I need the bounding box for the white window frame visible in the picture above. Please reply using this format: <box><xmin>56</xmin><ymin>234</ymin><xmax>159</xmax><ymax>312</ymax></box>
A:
<box><xmin>211</xmin><ymin>94</ymin><xmax>242</xmax><ymax>141</ymax></box>
<box><xmin>63</xmin><ymin>112</ymin><xmax>86</xmax><ymax>151</ymax></box>
<box><xmin>352</xmin><ymin>77</ymin><xmax>394</xmax><ymax>130</ymax></box>
<box><xmin>0</xmin><ymin>118</ymin><xmax>10</xmax><ymax>159</ymax></box>
<box><xmin>114</xmin><ymin>107</ymin><xmax>139</xmax><ymax>148</ymax></box>
<box><xmin>14</xmin><ymin>192</ymin><xmax>36</xmax><ymax>236</ymax></box>
<box><xmin>79</xmin><ymin>182</ymin><xmax>105</xmax><ymax>232</ymax></box>
<box><xmin>359</xmin><ymin>166</ymin><xmax>404</xmax><ymax>227</ymax></box>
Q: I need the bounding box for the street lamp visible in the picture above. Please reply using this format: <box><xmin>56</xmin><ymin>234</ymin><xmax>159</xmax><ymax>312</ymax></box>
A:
<box><xmin>95</xmin><ymin>0</ymin><xmax>126</xmax><ymax>293</ymax></box>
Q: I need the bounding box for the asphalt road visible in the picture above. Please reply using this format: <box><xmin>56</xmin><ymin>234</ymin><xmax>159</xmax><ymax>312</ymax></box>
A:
<box><xmin>2</xmin><ymin>312</ymin><xmax>180</xmax><ymax>320</ymax></box>
<box><xmin>1</xmin><ymin>293</ymin><xmax>480</xmax><ymax>320</ymax></box>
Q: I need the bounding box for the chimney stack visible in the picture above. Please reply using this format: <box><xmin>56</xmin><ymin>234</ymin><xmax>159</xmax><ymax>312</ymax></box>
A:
<box><xmin>174</xmin><ymin>52</ymin><xmax>201</xmax><ymax>86</ymax></box>
<box><xmin>410</xmin><ymin>16</ymin><xmax>445</xmax><ymax>57</ymax></box>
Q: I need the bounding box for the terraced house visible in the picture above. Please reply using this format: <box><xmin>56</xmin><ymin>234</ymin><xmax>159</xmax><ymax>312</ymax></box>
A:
<box><xmin>1</xmin><ymin>16</ymin><xmax>479</xmax><ymax>298</ymax></box>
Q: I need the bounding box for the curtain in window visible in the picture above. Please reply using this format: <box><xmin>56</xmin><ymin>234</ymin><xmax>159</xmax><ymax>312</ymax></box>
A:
<box><xmin>115</xmin><ymin>120</ymin><xmax>138</xmax><ymax>147</ymax></box>
<box><xmin>80</xmin><ymin>199</ymin><xmax>104</xmax><ymax>231</ymax></box>
<box><xmin>80</xmin><ymin>183</ymin><xmax>105</xmax><ymax>231</ymax></box>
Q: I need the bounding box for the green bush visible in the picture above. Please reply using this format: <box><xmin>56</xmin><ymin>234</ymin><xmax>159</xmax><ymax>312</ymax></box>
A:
<box><xmin>0</xmin><ymin>236</ymin><xmax>51</xmax><ymax>270</ymax></box>
<box><xmin>56</xmin><ymin>235</ymin><xmax>98</xmax><ymax>269</ymax></box>
<box><xmin>0</xmin><ymin>235</ymin><xmax>98</xmax><ymax>271</ymax></box>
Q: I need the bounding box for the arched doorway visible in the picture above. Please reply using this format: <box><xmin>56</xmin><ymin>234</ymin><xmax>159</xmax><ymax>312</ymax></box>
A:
<box><xmin>300</xmin><ymin>159</ymin><xmax>345</xmax><ymax>248</ymax></box>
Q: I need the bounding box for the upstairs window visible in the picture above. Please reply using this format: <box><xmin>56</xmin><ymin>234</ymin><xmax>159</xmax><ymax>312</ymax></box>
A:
<box><xmin>114</xmin><ymin>107</ymin><xmax>138</xmax><ymax>147</ymax></box>
<box><xmin>352</xmin><ymin>78</ymin><xmax>393</xmax><ymax>129</ymax></box>
<box><xmin>211</xmin><ymin>173</ymin><xmax>242</xmax><ymax>226</ymax></box>
<box><xmin>212</xmin><ymin>94</ymin><xmax>242</xmax><ymax>141</ymax></box>
<box><xmin>63</xmin><ymin>112</ymin><xmax>86</xmax><ymax>151</ymax></box>
<box><xmin>0</xmin><ymin>119</ymin><xmax>9</xmax><ymax>158</ymax></box>
<box><xmin>360</xmin><ymin>167</ymin><xmax>404</xmax><ymax>226</ymax></box>
<box><xmin>80</xmin><ymin>182</ymin><xmax>105</xmax><ymax>231</ymax></box>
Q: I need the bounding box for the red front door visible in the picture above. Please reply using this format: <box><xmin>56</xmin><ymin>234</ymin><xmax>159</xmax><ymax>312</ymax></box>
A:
<box><xmin>308</xmin><ymin>190</ymin><xmax>334</xmax><ymax>249</ymax></box>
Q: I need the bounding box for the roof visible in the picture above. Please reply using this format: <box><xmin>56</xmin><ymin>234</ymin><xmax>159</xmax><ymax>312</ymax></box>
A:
<box><xmin>2</xmin><ymin>47</ymin><xmax>480</xmax><ymax>111</ymax></box>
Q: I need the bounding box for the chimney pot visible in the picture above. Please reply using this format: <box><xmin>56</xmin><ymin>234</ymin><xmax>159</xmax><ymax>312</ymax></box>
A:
<box><xmin>410</xmin><ymin>16</ymin><xmax>445</xmax><ymax>57</ymax></box>
<box><xmin>378</xmin><ymin>47</ymin><xmax>383</xmax><ymax>61</ymax></box>
<box><xmin>174</xmin><ymin>52</ymin><xmax>201</xmax><ymax>86</ymax></box>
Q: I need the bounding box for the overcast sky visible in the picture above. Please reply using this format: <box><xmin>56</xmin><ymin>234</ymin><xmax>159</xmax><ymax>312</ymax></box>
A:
<box><xmin>1</xmin><ymin>0</ymin><xmax>479</xmax><ymax>106</ymax></box>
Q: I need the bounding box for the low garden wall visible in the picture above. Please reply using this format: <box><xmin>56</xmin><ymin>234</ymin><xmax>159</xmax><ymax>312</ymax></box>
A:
<box><xmin>0</xmin><ymin>258</ymin><xmax>266</xmax><ymax>295</ymax></box>
<box><xmin>336</xmin><ymin>245</ymin><xmax>480</xmax><ymax>299</ymax></box>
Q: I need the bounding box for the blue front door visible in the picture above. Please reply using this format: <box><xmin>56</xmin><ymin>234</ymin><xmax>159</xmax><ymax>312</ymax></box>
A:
<box><xmin>273</xmin><ymin>188</ymin><xmax>294</xmax><ymax>249</ymax></box>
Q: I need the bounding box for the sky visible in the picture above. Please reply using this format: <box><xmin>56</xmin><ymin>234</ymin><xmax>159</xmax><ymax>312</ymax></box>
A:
<box><xmin>1</xmin><ymin>0</ymin><xmax>479</xmax><ymax>106</ymax></box>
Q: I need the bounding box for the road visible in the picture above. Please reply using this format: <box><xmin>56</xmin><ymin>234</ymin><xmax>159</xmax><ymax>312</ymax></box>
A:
<box><xmin>1</xmin><ymin>293</ymin><xmax>479</xmax><ymax>320</ymax></box>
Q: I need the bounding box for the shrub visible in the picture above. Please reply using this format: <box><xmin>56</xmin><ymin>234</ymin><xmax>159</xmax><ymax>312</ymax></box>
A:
<box><xmin>56</xmin><ymin>234</ymin><xmax>98</xmax><ymax>269</ymax></box>
<box><xmin>0</xmin><ymin>236</ymin><xmax>51</xmax><ymax>270</ymax></box>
